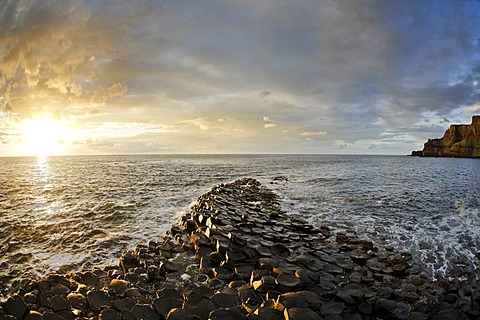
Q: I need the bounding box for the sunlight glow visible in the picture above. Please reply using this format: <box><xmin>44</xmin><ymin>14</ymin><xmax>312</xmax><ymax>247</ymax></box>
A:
<box><xmin>18</xmin><ymin>115</ymin><xmax>67</xmax><ymax>158</ymax></box>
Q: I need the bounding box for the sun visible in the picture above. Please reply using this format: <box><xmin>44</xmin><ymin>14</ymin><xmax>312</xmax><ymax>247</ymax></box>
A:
<box><xmin>18</xmin><ymin>115</ymin><xmax>67</xmax><ymax>158</ymax></box>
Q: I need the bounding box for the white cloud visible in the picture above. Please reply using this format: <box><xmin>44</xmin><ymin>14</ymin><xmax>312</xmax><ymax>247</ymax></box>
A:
<box><xmin>301</xmin><ymin>131</ymin><xmax>327</xmax><ymax>137</ymax></box>
<box><xmin>264</xmin><ymin>123</ymin><xmax>277</xmax><ymax>129</ymax></box>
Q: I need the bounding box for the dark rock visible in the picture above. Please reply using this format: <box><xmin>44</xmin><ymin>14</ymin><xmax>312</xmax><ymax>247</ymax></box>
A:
<box><xmin>213</xmin><ymin>266</ymin><xmax>235</xmax><ymax>281</ymax></box>
<box><xmin>183</xmin><ymin>296</ymin><xmax>216</xmax><ymax>319</ymax></box>
<box><xmin>156</xmin><ymin>288</ymin><xmax>183</xmax><ymax>301</ymax></box>
<box><xmin>81</xmin><ymin>270</ymin><xmax>102</xmax><ymax>287</ymax></box>
<box><xmin>209</xmin><ymin>308</ymin><xmax>245</xmax><ymax>320</ymax></box>
<box><xmin>24</xmin><ymin>310</ymin><xmax>43</xmax><ymax>320</ymax></box>
<box><xmin>184</xmin><ymin>219</ymin><xmax>198</xmax><ymax>233</ymax></box>
<box><xmin>225</xmin><ymin>250</ymin><xmax>247</xmax><ymax>266</ymax></box>
<box><xmin>211</xmin><ymin>293</ymin><xmax>238</xmax><ymax>308</ymax></box>
<box><xmin>49</xmin><ymin>295</ymin><xmax>69</xmax><ymax>311</ymax></box>
<box><xmin>431</xmin><ymin>308</ymin><xmax>469</xmax><ymax>320</ymax></box>
<box><xmin>87</xmin><ymin>290</ymin><xmax>112</xmax><ymax>311</ymax></box>
<box><xmin>275</xmin><ymin>274</ymin><xmax>303</xmax><ymax>292</ymax></box>
<box><xmin>153</xmin><ymin>297</ymin><xmax>183</xmax><ymax>317</ymax></box>
<box><xmin>164</xmin><ymin>260</ymin><xmax>182</xmax><ymax>273</ymax></box>
<box><xmin>42</xmin><ymin>312</ymin><xmax>67</xmax><ymax>320</ymax></box>
<box><xmin>252</xmin><ymin>306</ymin><xmax>284</xmax><ymax>319</ymax></box>
<box><xmin>125</xmin><ymin>287</ymin><xmax>143</xmax><ymax>298</ymax></box>
<box><xmin>100</xmin><ymin>308</ymin><xmax>123</xmax><ymax>320</ymax></box>
<box><xmin>235</xmin><ymin>263</ymin><xmax>255</xmax><ymax>279</ymax></box>
<box><xmin>358</xmin><ymin>301</ymin><xmax>373</xmax><ymax>315</ymax></box>
<box><xmin>50</xmin><ymin>284</ymin><xmax>70</xmax><ymax>296</ymax></box>
<box><xmin>130</xmin><ymin>304</ymin><xmax>160</xmax><ymax>320</ymax></box>
<box><xmin>3</xmin><ymin>294</ymin><xmax>28</xmax><ymax>319</ymax></box>
<box><xmin>166</xmin><ymin>308</ymin><xmax>200</xmax><ymax>320</ymax></box>
<box><xmin>271</xmin><ymin>244</ymin><xmax>290</xmax><ymax>256</ymax></box>
<box><xmin>252</xmin><ymin>275</ymin><xmax>276</xmax><ymax>293</ymax></box>
<box><xmin>408</xmin><ymin>312</ymin><xmax>425</xmax><ymax>320</ymax></box>
<box><xmin>257</xmin><ymin>258</ymin><xmax>278</xmax><ymax>271</ymax></box>
<box><xmin>320</xmin><ymin>302</ymin><xmax>345</xmax><ymax>315</ymax></box>
<box><xmin>208</xmin><ymin>278</ymin><xmax>226</xmax><ymax>290</ymax></box>
<box><xmin>276</xmin><ymin>291</ymin><xmax>322</xmax><ymax>311</ymax></box>
<box><xmin>284</xmin><ymin>307</ymin><xmax>323</xmax><ymax>320</ymax></box>
<box><xmin>113</xmin><ymin>297</ymin><xmax>136</xmax><ymax>312</ymax></box>
<box><xmin>66</xmin><ymin>292</ymin><xmax>87</xmax><ymax>309</ymax></box>
<box><xmin>108</xmin><ymin>279</ymin><xmax>130</xmax><ymax>296</ymax></box>
<box><xmin>23</xmin><ymin>292</ymin><xmax>37</xmax><ymax>304</ymax></box>
<box><xmin>376</xmin><ymin>299</ymin><xmax>410</xmax><ymax>320</ymax></box>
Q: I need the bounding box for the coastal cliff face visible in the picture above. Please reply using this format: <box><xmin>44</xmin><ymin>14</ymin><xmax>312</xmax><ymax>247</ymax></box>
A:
<box><xmin>412</xmin><ymin>115</ymin><xmax>480</xmax><ymax>158</ymax></box>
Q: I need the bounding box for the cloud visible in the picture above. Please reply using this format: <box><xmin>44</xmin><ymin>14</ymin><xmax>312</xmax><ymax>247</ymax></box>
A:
<box><xmin>259</xmin><ymin>90</ymin><xmax>271</xmax><ymax>98</ymax></box>
<box><xmin>464</xmin><ymin>105</ymin><xmax>480</xmax><ymax>113</ymax></box>
<box><xmin>90</xmin><ymin>83</ymin><xmax>128</xmax><ymax>105</ymax></box>
<box><xmin>301</xmin><ymin>131</ymin><xmax>327</xmax><ymax>137</ymax></box>
<box><xmin>1</xmin><ymin>0</ymin><xmax>480</xmax><ymax>155</ymax></box>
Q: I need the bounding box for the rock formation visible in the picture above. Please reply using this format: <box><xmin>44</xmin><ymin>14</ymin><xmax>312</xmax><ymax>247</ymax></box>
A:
<box><xmin>411</xmin><ymin>116</ymin><xmax>480</xmax><ymax>158</ymax></box>
<box><xmin>1</xmin><ymin>178</ymin><xmax>478</xmax><ymax>319</ymax></box>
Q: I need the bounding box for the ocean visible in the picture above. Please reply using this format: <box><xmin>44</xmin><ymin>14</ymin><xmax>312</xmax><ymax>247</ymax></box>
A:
<box><xmin>0</xmin><ymin>154</ymin><xmax>479</xmax><ymax>295</ymax></box>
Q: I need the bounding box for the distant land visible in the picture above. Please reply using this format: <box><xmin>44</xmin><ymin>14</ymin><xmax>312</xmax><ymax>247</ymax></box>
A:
<box><xmin>411</xmin><ymin>115</ymin><xmax>480</xmax><ymax>158</ymax></box>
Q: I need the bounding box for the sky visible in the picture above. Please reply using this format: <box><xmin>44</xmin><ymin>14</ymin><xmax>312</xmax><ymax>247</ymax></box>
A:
<box><xmin>1</xmin><ymin>0</ymin><xmax>480</xmax><ymax>156</ymax></box>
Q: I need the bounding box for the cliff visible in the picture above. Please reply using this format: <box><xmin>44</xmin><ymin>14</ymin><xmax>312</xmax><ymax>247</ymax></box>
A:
<box><xmin>411</xmin><ymin>115</ymin><xmax>480</xmax><ymax>158</ymax></box>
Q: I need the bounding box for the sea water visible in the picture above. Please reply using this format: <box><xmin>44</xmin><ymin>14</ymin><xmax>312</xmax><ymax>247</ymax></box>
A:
<box><xmin>0</xmin><ymin>155</ymin><xmax>478</xmax><ymax>294</ymax></box>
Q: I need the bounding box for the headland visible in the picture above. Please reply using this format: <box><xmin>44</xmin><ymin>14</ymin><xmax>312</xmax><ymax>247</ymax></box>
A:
<box><xmin>411</xmin><ymin>116</ymin><xmax>480</xmax><ymax>158</ymax></box>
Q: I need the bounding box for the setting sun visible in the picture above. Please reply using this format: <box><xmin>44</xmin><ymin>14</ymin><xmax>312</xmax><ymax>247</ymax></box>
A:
<box><xmin>18</xmin><ymin>115</ymin><xmax>66</xmax><ymax>158</ymax></box>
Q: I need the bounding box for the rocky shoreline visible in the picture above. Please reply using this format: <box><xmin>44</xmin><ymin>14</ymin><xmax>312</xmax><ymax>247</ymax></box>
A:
<box><xmin>1</xmin><ymin>178</ymin><xmax>479</xmax><ymax>319</ymax></box>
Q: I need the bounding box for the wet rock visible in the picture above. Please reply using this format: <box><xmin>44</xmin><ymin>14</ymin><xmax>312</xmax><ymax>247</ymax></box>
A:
<box><xmin>42</xmin><ymin>312</ymin><xmax>67</xmax><ymax>320</ymax></box>
<box><xmin>275</xmin><ymin>291</ymin><xmax>322</xmax><ymax>312</ymax></box>
<box><xmin>153</xmin><ymin>297</ymin><xmax>183</xmax><ymax>317</ymax></box>
<box><xmin>119</xmin><ymin>252</ymin><xmax>139</xmax><ymax>274</ymax></box>
<box><xmin>50</xmin><ymin>284</ymin><xmax>70</xmax><ymax>296</ymax></box>
<box><xmin>213</xmin><ymin>266</ymin><xmax>235</xmax><ymax>281</ymax></box>
<box><xmin>183</xmin><ymin>296</ymin><xmax>216</xmax><ymax>320</ymax></box>
<box><xmin>211</xmin><ymin>292</ymin><xmax>238</xmax><ymax>308</ymax></box>
<box><xmin>257</xmin><ymin>258</ymin><xmax>278</xmax><ymax>271</ymax></box>
<box><xmin>276</xmin><ymin>274</ymin><xmax>303</xmax><ymax>292</ymax></box>
<box><xmin>284</xmin><ymin>307</ymin><xmax>323</xmax><ymax>320</ymax></box>
<box><xmin>113</xmin><ymin>297</ymin><xmax>136</xmax><ymax>312</ymax></box>
<box><xmin>24</xmin><ymin>310</ymin><xmax>43</xmax><ymax>320</ymax></box>
<box><xmin>3</xmin><ymin>294</ymin><xmax>28</xmax><ymax>319</ymax></box>
<box><xmin>252</xmin><ymin>275</ymin><xmax>276</xmax><ymax>293</ymax></box>
<box><xmin>108</xmin><ymin>279</ymin><xmax>130</xmax><ymax>297</ymax></box>
<box><xmin>225</xmin><ymin>250</ymin><xmax>247</xmax><ymax>266</ymax></box>
<box><xmin>271</xmin><ymin>244</ymin><xmax>290</xmax><ymax>257</ymax></box>
<box><xmin>376</xmin><ymin>299</ymin><xmax>410</xmax><ymax>320</ymax></box>
<box><xmin>320</xmin><ymin>302</ymin><xmax>345</xmax><ymax>315</ymax></box>
<box><xmin>235</xmin><ymin>263</ymin><xmax>255</xmax><ymax>279</ymax></box>
<box><xmin>166</xmin><ymin>308</ymin><xmax>200</xmax><ymax>320</ymax></box>
<box><xmin>66</xmin><ymin>292</ymin><xmax>86</xmax><ymax>309</ymax></box>
<box><xmin>208</xmin><ymin>308</ymin><xmax>245</xmax><ymax>320</ymax></box>
<box><xmin>253</xmin><ymin>306</ymin><xmax>284</xmax><ymax>319</ymax></box>
<box><xmin>49</xmin><ymin>295</ymin><xmax>69</xmax><ymax>311</ymax></box>
<box><xmin>87</xmin><ymin>290</ymin><xmax>112</xmax><ymax>311</ymax></box>
<box><xmin>130</xmin><ymin>304</ymin><xmax>160</xmax><ymax>320</ymax></box>
<box><xmin>100</xmin><ymin>308</ymin><xmax>123</xmax><ymax>320</ymax></box>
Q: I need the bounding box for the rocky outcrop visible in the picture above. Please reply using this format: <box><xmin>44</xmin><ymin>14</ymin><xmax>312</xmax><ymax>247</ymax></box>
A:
<box><xmin>1</xmin><ymin>178</ymin><xmax>479</xmax><ymax>319</ymax></box>
<box><xmin>411</xmin><ymin>116</ymin><xmax>480</xmax><ymax>158</ymax></box>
